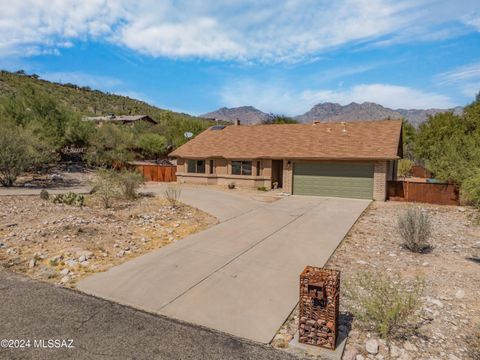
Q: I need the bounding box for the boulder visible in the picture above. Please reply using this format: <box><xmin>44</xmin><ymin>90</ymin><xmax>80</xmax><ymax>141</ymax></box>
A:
<box><xmin>366</xmin><ymin>339</ymin><xmax>379</xmax><ymax>354</ymax></box>
<box><xmin>342</xmin><ymin>348</ymin><xmax>357</xmax><ymax>360</ymax></box>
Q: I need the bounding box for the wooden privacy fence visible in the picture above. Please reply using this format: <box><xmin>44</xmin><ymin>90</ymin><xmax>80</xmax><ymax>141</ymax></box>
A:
<box><xmin>129</xmin><ymin>162</ymin><xmax>177</xmax><ymax>182</ymax></box>
<box><xmin>387</xmin><ymin>181</ymin><xmax>460</xmax><ymax>205</ymax></box>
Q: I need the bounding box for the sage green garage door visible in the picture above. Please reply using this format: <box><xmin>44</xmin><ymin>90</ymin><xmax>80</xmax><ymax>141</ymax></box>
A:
<box><xmin>293</xmin><ymin>162</ymin><xmax>374</xmax><ymax>199</ymax></box>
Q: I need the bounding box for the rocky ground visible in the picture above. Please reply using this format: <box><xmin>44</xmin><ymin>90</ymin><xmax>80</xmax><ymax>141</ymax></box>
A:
<box><xmin>273</xmin><ymin>201</ymin><xmax>480</xmax><ymax>360</ymax></box>
<box><xmin>14</xmin><ymin>162</ymin><xmax>92</xmax><ymax>189</ymax></box>
<box><xmin>0</xmin><ymin>195</ymin><xmax>216</xmax><ymax>287</ymax></box>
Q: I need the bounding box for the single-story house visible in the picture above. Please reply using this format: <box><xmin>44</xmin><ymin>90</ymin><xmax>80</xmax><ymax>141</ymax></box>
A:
<box><xmin>82</xmin><ymin>114</ymin><xmax>157</xmax><ymax>126</ymax></box>
<box><xmin>169</xmin><ymin>120</ymin><xmax>403</xmax><ymax>201</ymax></box>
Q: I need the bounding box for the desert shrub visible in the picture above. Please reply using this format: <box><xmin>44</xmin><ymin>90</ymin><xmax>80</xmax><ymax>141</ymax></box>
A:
<box><xmin>461</xmin><ymin>170</ymin><xmax>480</xmax><ymax>209</ymax></box>
<box><xmin>91</xmin><ymin>169</ymin><xmax>120</xmax><ymax>208</ymax></box>
<box><xmin>117</xmin><ymin>170</ymin><xmax>145</xmax><ymax>199</ymax></box>
<box><xmin>257</xmin><ymin>186</ymin><xmax>268</xmax><ymax>191</ymax></box>
<box><xmin>85</xmin><ymin>124</ymin><xmax>135</xmax><ymax>167</ymax></box>
<box><xmin>397</xmin><ymin>159</ymin><xmax>413</xmax><ymax>178</ymax></box>
<box><xmin>52</xmin><ymin>192</ymin><xmax>85</xmax><ymax>207</ymax></box>
<box><xmin>466</xmin><ymin>325</ymin><xmax>480</xmax><ymax>360</ymax></box>
<box><xmin>344</xmin><ymin>271</ymin><xmax>424</xmax><ymax>342</ymax></box>
<box><xmin>40</xmin><ymin>189</ymin><xmax>50</xmax><ymax>200</ymax></box>
<box><xmin>228</xmin><ymin>182</ymin><xmax>235</xmax><ymax>189</ymax></box>
<box><xmin>164</xmin><ymin>185</ymin><xmax>182</xmax><ymax>208</ymax></box>
<box><xmin>398</xmin><ymin>207</ymin><xmax>432</xmax><ymax>253</ymax></box>
<box><xmin>137</xmin><ymin>133</ymin><xmax>166</xmax><ymax>159</ymax></box>
<box><xmin>0</xmin><ymin>124</ymin><xmax>39</xmax><ymax>186</ymax></box>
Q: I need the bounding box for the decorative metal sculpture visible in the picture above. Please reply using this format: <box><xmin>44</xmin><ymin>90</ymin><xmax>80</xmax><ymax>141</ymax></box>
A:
<box><xmin>299</xmin><ymin>266</ymin><xmax>340</xmax><ymax>349</ymax></box>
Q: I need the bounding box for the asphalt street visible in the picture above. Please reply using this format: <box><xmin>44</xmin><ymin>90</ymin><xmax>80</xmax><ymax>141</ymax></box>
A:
<box><xmin>0</xmin><ymin>270</ymin><xmax>301</xmax><ymax>360</ymax></box>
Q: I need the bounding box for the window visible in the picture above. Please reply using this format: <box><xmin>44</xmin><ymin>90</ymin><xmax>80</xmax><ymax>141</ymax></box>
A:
<box><xmin>209</xmin><ymin>159</ymin><xmax>214</xmax><ymax>174</ymax></box>
<box><xmin>187</xmin><ymin>159</ymin><xmax>205</xmax><ymax>173</ymax></box>
<box><xmin>231</xmin><ymin>161</ymin><xmax>252</xmax><ymax>176</ymax></box>
<box><xmin>256</xmin><ymin>161</ymin><xmax>261</xmax><ymax>176</ymax></box>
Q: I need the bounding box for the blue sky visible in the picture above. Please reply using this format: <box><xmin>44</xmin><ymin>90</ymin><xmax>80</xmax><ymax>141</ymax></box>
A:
<box><xmin>0</xmin><ymin>0</ymin><xmax>479</xmax><ymax>115</ymax></box>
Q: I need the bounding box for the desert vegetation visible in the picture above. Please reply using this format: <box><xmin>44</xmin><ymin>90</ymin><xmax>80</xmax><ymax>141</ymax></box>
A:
<box><xmin>397</xmin><ymin>207</ymin><xmax>432</xmax><ymax>253</ymax></box>
<box><xmin>410</xmin><ymin>93</ymin><xmax>480</xmax><ymax>207</ymax></box>
<box><xmin>344</xmin><ymin>271</ymin><xmax>424</xmax><ymax>343</ymax></box>
<box><xmin>0</xmin><ymin>70</ymin><xmax>217</xmax><ymax>186</ymax></box>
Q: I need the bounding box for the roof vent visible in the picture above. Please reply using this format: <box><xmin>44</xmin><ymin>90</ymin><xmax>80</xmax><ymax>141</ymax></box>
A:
<box><xmin>210</xmin><ymin>125</ymin><xmax>226</xmax><ymax>131</ymax></box>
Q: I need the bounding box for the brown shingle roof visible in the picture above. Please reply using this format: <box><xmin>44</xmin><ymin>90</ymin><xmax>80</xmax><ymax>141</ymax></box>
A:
<box><xmin>169</xmin><ymin>120</ymin><xmax>402</xmax><ymax>160</ymax></box>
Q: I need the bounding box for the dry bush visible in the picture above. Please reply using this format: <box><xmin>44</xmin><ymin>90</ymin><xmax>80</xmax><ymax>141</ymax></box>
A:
<box><xmin>164</xmin><ymin>185</ymin><xmax>182</xmax><ymax>208</ymax></box>
<box><xmin>398</xmin><ymin>207</ymin><xmax>432</xmax><ymax>253</ymax></box>
<box><xmin>344</xmin><ymin>271</ymin><xmax>424</xmax><ymax>342</ymax></box>
<box><xmin>39</xmin><ymin>189</ymin><xmax>50</xmax><ymax>200</ymax></box>
<box><xmin>116</xmin><ymin>169</ymin><xmax>144</xmax><ymax>200</ymax></box>
<box><xmin>91</xmin><ymin>169</ymin><xmax>119</xmax><ymax>208</ymax></box>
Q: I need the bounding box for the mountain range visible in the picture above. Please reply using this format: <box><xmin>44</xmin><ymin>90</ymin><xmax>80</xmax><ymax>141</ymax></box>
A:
<box><xmin>202</xmin><ymin>102</ymin><xmax>464</xmax><ymax>126</ymax></box>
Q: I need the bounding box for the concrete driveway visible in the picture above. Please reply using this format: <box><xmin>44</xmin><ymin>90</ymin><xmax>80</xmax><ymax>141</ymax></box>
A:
<box><xmin>78</xmin><ymin>188</ymin><xmax>369</xmax><ymax>344</ymax></box>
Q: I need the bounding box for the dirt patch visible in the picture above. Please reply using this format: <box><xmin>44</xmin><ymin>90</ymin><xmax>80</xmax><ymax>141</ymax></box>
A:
<box><xmin>273</xmin><ymin>201</ymin><xmax>480</xmax><ymax>359</ymax></box>
<box><xmin>0</xmin><ymin>195</ymin><xmax>216</xmax><ymax>287</ymax></box>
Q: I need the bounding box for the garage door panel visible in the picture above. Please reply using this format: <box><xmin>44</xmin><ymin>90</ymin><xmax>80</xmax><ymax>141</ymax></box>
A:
<box><xmin>293</xmin><ymin>162</ymin><xmax>373</xmax><ymax>199</ymax></box>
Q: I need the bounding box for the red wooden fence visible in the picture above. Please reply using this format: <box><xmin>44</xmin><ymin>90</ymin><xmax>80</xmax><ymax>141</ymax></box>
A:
<box><xmin>129</xmin><ymin>162</ymin><xmax>177</xmax><ymax>182</ymax></box>
<box><xmin>387</xmin><ymin>181</ymin><xmax>460</xmax><ymax>205</ymax></box>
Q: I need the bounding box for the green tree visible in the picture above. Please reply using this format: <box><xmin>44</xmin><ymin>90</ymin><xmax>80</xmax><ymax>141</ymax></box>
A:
<box><xmin>402</xmin><ymin>121</ymin><xmax>416</xmax><ymax>160</ymax></box>
<box><xmin>397</xmin><ymin>159</ymin><xmax>413</xmax><ymax>178</ymax></box>
<box><xmin>86</xmin><ymin>124</ymin><xmax>135</xmax><ymax>167</ymax></box>
<box><xmin>414</xmin><ymin>111</ymin><xmax>479</xmax><ymax>183</ymax></box>
<box><xmin>138</xmin><ymin>133</ymin><xmax>167</xmax><ymax>159</ymax></box>
<box><xmin>262</xmin><ymin>114</ymin><xmax>298</xmax><ymax>124</ymax></box>
<box><xmin>414</xmin><ymin>99</ymin><xmax>480</xmax><ymax>206</ymax></box>
<box><xmin>63</xmin><ymin>117</ymin><xmax>96</xmax><ymax>147</ymax></box>
<box><xmin>0</xmin><ymin>124</ymin><xmax>53</xmax><ymax>186</ymax></box>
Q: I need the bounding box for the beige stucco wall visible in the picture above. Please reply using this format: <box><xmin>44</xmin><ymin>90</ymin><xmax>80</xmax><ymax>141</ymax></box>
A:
<box><xmin>283</xmin><ymin>159</ymin><xmax>293</xmax><ymax>194</ymax></box>
<box><xmin>176</xmin><ymin>157</ymin><xmax>389</xmax><ymax>201</ymax></box>
<box><xmin>373</xmin><ymin>160</ymin><xmax>388</xmax><ymax>201</ymax></box>
<box><xmin>176</xmin><ymin>158</ymin><xmax>272</xmax><ymax>189</ymax></box>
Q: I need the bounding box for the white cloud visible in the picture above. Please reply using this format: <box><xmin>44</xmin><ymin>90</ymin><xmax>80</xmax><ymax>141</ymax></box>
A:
<box><xmin>0</xmin><ymin>0</ymin><xmax>129</xmax><ymax>56</ymax></box>
<box><xmin>437</xmin><ymin>62</ymin><xmax>480</xmax><ymax>84</ymax></box>
<box><xmin>0</xmin><ymin>0</ymin><xmax>479</xmax><ymax>61</ymax></box>
<box><xmin>436</xmin><ymin>62</ymin><xmax>480</xmax><ymax>99</ymax></box>
<box><xmin>220</xmin><ymin>80</ymin><xmax>455</xmax><ymax>114</ymax></box>
<box><xmin>463</xmin><ymin>12</ymin><xmax>480</xmax><ymax>31</ymax></box>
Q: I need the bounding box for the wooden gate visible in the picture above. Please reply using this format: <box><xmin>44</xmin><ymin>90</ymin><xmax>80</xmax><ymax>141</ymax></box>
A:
<box><xmin>387</xmin><ymin>181</ymin><xmax>459</xmax><ymax>205</ymax></box>
<box><xmin>129</xmin><ymin>162</ymin><xmax>177</xmax><ymax>182</ymax></box>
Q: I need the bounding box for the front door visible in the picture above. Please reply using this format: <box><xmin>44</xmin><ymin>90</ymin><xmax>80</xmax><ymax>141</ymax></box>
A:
<box><xmin>271</xmin><ymin>160</ymin><xmax>283</xmax><ymax>189</ymax></box>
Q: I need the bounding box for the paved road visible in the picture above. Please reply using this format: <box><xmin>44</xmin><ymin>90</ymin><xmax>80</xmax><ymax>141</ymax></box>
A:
<box><xmin>79</xmin><ymin>190</ymin><xmax>370</xmax><ymax>343</ymax></box>
<box><xmin>0</xmin><ymin>270</ymin><xmax>301</xmax><ymax>360</ymax></box>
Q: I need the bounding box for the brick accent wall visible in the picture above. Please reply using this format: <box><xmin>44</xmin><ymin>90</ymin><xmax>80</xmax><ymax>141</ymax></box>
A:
<box><xmin>373</xmin><ymin>160</ymin><xmax>388</xmax><ymax>201</ymax></box>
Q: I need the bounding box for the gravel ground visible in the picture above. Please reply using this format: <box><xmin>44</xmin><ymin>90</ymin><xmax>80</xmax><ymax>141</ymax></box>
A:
<box><xmin>0</xmin><ymin>195</ymin><xmax>216</xmax><ymax>287</ymax></box>
<box><xmin>273</xmin><ymin>202</ymin><xmax>480</xmax><ymax>360</ymax></box>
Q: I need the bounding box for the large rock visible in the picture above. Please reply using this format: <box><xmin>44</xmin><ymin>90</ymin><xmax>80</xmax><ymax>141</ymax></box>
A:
<box><xmin>342</xmin><ymin>348</ymin><xmax>357</xmax><ymax>360</ymax></box>
<box><xmin>455</xmin><ymin>289</ymin><xmax>465</xmax><ymax>299</ymax></box>
<box><xmin>366</xmin><ymin>339</ymin><xmax>379</xmax><ymax>354</ymax></box>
